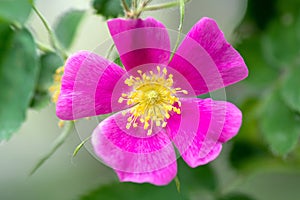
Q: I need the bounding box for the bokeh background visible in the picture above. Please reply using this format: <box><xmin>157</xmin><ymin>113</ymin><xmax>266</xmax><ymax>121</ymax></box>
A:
<box><xmin>1</xmin><ymin>0</ymin><xmax>300</xmax><ymax>199</ymax></box>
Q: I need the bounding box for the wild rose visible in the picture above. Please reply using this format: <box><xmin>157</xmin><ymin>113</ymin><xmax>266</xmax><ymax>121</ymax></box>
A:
<box><xmin>56</xmin><ymin>17</ymin><xmax>248</xmax><ymax>185</ymax></box>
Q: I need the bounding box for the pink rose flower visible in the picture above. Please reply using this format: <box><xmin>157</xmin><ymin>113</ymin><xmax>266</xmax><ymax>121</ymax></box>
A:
<box><xmin>56</xmin><ymin>17</ymin><xmax>248</xmax><ymax>185</ymax></box>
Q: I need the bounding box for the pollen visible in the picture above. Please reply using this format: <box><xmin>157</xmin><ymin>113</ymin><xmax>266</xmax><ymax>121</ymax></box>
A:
<box><xmin>49</xmin><ymin>66</ymin><xmax>64</xmax><ymax>103</ymax></box>
<box><xmin>119</xmin><ymin>66</ymin><xmax>188</xmax><ymax>135</ymax></box>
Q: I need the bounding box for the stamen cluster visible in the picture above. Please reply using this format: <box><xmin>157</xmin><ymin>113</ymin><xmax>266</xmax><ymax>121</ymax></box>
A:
<box><xmin>118</xmin><ymin>66</ymin><xmax>188</xmax><ymax>135</ymax></box>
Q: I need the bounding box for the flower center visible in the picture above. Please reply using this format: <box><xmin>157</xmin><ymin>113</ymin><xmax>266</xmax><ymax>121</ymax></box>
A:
<box><xmin>118</xmin><ymin>66</ymin><xmax>188</xmax><ymax>135</ymax></box>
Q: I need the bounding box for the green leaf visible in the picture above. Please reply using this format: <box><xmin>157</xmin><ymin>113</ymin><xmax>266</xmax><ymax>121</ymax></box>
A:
<box><xmin>281</xmin><ymin>66</ymin><xmax>300</xmax><ymax>113</ymax></box>
<box><xmin>37</xmin><ymin>52</ymin><xmax>63</xmax><ymax>92</ymax></box>
<box><xmin>54</xmin><ymin>10</ymin><xmax>85</xmax><ymax>50</ymax></box>
<box><xmin>235</xmin><ymin>98</ymin><xmax>261</xmax><ymax>142</ymax></box>
<box><xmin>0</xmin><ymin>0</ymin><xmax>32</xmax><ymax>24</ymax></box>
<box><xmin>30</xmin><ymin>52</ymin><xmax>63</xmax><ymax>110</ymax></box>
<box><xmin>93</xmin><ymin>0</ymin><xmax>130</xmax><ymax>19</ymax></box>
<box><xmin>80</xmin><ymin>182</ymin><xmax>188</xmax><ymax>200</ymax></box>
<box><xmin>246</xmin><ymin>0</ymin><xmax>277</xmax><ymax>30</ymax></box>
<box><xmin>177</xmin><ymin>158</ymin><xmax>217</xmax><ymax>192</ymax></box>
<box><xmin>229</xmin><ymin>98</ymin><xmax>269</xmax><ymax>171</ymax></box>
<box><xmin>0</xmin><ymin>23</ymin><xmax>13</xmax><ymax>63</ymax></box>
<box><xmin>260</xmin><ymin>91</ymin><xmax>300</xmax><ymax>155</ymax></box>
<box><xmin>113</xmin><ymin>56</ymin><xmax>123</xmax><ymax>67</ymax></box>
<box><xmin>236</xmin><ymin>36</ymin><xmax>278</xmax><ymax>90</ymax></box>
<box><xmin>218</xmin><ymin>193</ymin><xmax>256</xmax><ymax>200</ymax></box>
<box><xmin>277</xmin><ymin>0</ymin><xmax>300</xmax><ymax>17</ymax></box>
<box><xmin>230</xmin><ymin>140</ymin><xmax>267</xmax><ymax>170</ymax></box>
<box><xmin>0</xmin><ymin>23</ymin><xmax>39</xmax><ymax>141</ymax></box>
<box><xmin>30</xmin><ymin>91</ymin><xmax>50</xmax><ymax>110</ymax></box>
<box><xmin>261</xmin><ymin>14</ymin><xmax>300</xmax><ymax>69</ymax></box>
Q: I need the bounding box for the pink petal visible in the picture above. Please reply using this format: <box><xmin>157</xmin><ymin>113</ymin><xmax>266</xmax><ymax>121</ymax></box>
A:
<box><xmin>116</xmin><ymin>162</ymin><xmax>177</xmax><ymax>186</ymax></box>
<box><xmin>169</xmin><ymin>17</ymin><xmax>248</xmax><ymax>95</ymax></box>
<box><xmin>107</xmin><ymin>17</ymin><xmax>170</xmax><ymax>71</ymax></box>
<box><xmin>56</xmin><ymin>51</ymin><xmax>126</xmax><ymax>120</ymax></box>
<box><xmin>91</xmin><ymin>112</ymin><xmax>177</xmax><ymax>185</ymax></box>
<box><xmin>166</xmin><ymin>98</ymin><xmax>242</xmax><ymax>168</ymax></box>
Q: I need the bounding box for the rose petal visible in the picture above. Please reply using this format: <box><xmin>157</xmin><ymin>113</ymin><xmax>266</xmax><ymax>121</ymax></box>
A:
<box><xmin>91</xmin><ymin>112</ymin><xmax>177</xmax><ymax>184</ymax></box>
<box><xmin>116</xmin><ymin>161</ymin><xmax>177</xmax><ymax>186</ymax></box>
<box><xmin>56</xmin><ymin>51</ymin><xmax>126</xmax><ymax>120</ymax></box>
<box><xmin>166</xmin><ymin>98</ymin><xmax>242</xmax><ymax>167</ymax></box>
<box><xmin>169</xmin><ymin>17</ymin><xmax>248</xmax><ymax>95</ymax></box>
<box><xmin>107</xmin><ymin>17</ymin><xmax>170</xmax><ymax>71</ymax></box>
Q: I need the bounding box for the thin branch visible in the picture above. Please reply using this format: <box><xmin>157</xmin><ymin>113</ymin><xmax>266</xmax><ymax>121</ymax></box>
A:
<box><xmin>36</xmin><ymin>41</ymin><xmax>54</xmax><ymax>53</ymax></box>
<box><xmin>139</xmin><ymin>0</ymin><xmax>190</xmax><ymax>12</ymax></box>
<box><xmin>31</xmin><ymin>4</ymin><xmax>55</xmax><ymax>47</ymax></box>
<box><xmin>106</xmin><ymin>44</ymin><xmax>115</xmax><ymax>59</ymax></box>
<box><xmin>141</xmin><ymin>0</ymin><xmax>153</xmax><ymax>7</ymax></box>
<box><xmin>132</xmin><ymin>0</ymin><xmax>138</xmax><ymax>11</ymax></box>
<box><xmin>169</xmin><ymin>0</ymin><xmax>186</xmax><ymax>61</ymax></box>
<box><xmin>121</xmin><ymin>0</ymin><xmax>130</xmax><ymax>12</ymax></box>
<box><xmin>174</xmin><ymin>176</ymin><xmax>181</xmax><ymax>193</ymax></box>
<box><xmin>30</xmin><ymin>3</ymin><xmax>68</xmax><ymax>60</ymax></box>
<box><xmin>30</xmin><ymin>121</ymin><xmax>74</xmax><ymax>175</ymax></box>
<box><xmin>72</xmin><ymin>135</ymin><xmax>92</xmax><ymax>157</ymax></box>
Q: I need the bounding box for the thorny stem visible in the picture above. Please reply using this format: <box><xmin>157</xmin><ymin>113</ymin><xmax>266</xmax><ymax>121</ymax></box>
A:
<box><xmin>30</xmin><ymin>121</ymin><xmax>75</xmax><ymax>175</ymax></box>
<box><xmin>30</xmin><ymin>3</ymin><xmax>68</xmax><ymax>60</ymax></box>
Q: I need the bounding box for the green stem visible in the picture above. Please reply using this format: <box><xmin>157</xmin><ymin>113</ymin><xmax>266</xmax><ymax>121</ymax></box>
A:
<box><xmin>133</xmin><ymin>0</ymin><xmax>153</xmax><ymax>18</ymax></box>
<box><xmin>141</xmin><ymin>0</ymin><xmax>153</xmax><ymax>7</ymax></box>
<box><xmin>174</xmin><ymin>176</ymin><xmax>181</xmax><ymax>193</ymax></box>
<box><xmin>72</xmin><ymin>135</ymin><xmax>92</xmax><ymax>157</ymax></box>
<box><xmin>121</xmin><ymin>0</ymin><xmax>130</xmax><ymax>12</ymax></box>
<box><xmin>31</xmin><ymin>4</ymin><xmax>54</xmax><ymax>46</ymax></box>
<box><xmin>169</xmin><ymin>0</ymin><xmax>185</xmax><ymax>62</ymax></box>
<box><xmin>138</xmin><ymin>0</ymin><xmax>190</xmax><ymax>12</ymax></box>
<box><xmin>132</xmin><ymin>0</ymin><xmax>138</xmax><ymax>11</ymax></box>
<box><xmin>11</xmin><ymin>21</ymin><xmax>22</xmax><ymax>30</ymax></box>
<box><xmin>36</xmin><ymin>41</ymin><xmax>54</xmax><ymax>53</ymax></box>
<box><xmin>29</xmin><ymin>121</ymin><xmax>74</xmax><ymax>175</ymax></box>
<box><xmin>30</xmin><ymin>3</ymin><xmax>68</xmax><ymax>60</ymax></box>
<box><xmin>106</xmin><ymin>44</ymin><xmax>115</xmax><ymax>59</ymax></box>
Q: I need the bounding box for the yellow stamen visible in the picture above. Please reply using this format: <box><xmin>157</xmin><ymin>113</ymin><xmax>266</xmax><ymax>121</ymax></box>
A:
<box><xmin>58</xmin><ymin>120</ymin><xmax>65</xmax><ymax>128</ymax></box>
<box><xmin>119</xmin><ymin>66</ymin><xmax>188</xmax><ymax>135</ymax></box>
<box><xmin>49</xmin><ymin>66</ymin><xmax>64</xmax><ymax>103</ymax></box>
<box><xmin>49</xmin><ymin>66</ymin><xmax>66</xmax><ymax>129</ymax></box>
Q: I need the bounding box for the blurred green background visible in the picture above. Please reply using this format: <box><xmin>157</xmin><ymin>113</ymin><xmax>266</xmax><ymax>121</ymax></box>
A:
<box><xmin>1</xmin><ymin>0</ymin><xmax>300</xmax><ymax>199</ymax></box>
